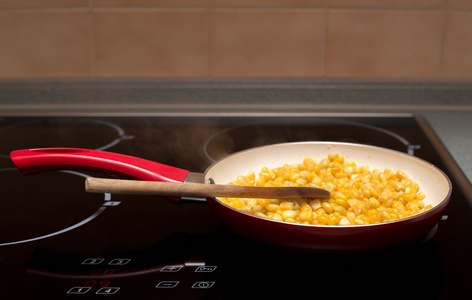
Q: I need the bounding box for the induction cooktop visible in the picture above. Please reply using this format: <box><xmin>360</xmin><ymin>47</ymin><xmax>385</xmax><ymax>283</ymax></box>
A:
<box><xmin>1</xmin><ymin>114</ymin><xmax>471</xmax><ymax>299</ymax></box>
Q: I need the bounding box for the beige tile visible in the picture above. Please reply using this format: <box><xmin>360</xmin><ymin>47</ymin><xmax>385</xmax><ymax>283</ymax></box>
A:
<box><xmin>442</xmin><ymin>12</ymin><xmax>472</xmax><ymax>78</ymax></box>
<box><xmin>209</xmin><ymin>0</ymin><xmax>324</xmax><ymax>7</ymax></box>
<box><xmin>94</xmin><ymin>9</ymin><xmax>206</xmax><ymax>77</ymax></box>
<box><xmin>328</xmin><ymin>0</ymin><xmax>443</xmax><ymax>9</ymax></box>
<box><xmin>209</xmin><ymin>9</ymin><xmax>325</xmax><ymax>77</ymax></box>
<box><xmin>0</xmin><ymin>0</ymin><xmax>88</xmax><ymax>8</ymax></box>
<box><xmin>326</xmin><ymin>10</ymin><xmax>443</xmax><ymax>78</ymax></box>
<box><xmin>447</xmin><ymin>0</ymin><xmax>472</xmax><ymax>9</ymax></box>
<box><xmin>0</xmin><ymin>10</ymin><xmax>92</xmax><ymax>78</ymax></box>
<box><xmin>93</xmin><ymin>0</ymin><xmax>206</xmax><ymax>7</ymax></box>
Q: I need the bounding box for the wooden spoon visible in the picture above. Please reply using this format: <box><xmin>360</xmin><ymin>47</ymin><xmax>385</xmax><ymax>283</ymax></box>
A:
<box><xmin>85</xmin><ymin>177</ymin><xmax>330</xmax><ymax>199</ymax></box>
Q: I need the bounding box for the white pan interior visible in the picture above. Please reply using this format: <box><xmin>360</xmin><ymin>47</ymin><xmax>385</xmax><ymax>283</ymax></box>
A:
<box><xmin>205</xmin><ymin>142</ymin><xmax>451</xmax><ymax>208</ymax></box>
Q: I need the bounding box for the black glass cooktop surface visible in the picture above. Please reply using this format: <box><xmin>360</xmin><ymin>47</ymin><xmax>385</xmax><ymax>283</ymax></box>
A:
<box><xmin>1</xmin><ymin>114</ymin><xmax>471</xmax><ymax>299</ymax></box>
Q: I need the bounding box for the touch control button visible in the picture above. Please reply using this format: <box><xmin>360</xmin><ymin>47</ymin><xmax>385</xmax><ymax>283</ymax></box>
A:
<box><xmin>109</xmin><ymin>258</ymin><xmax>131</xmax><ymax>265</ymax></box>
<box><xmin>82</xmin><ymin>258</ymin><xmax>104</xmax><ymax>265</ymax></box>
<box><xmin>156</xmin><ymin>281</ymin><xmax>179</xmax><ymax>288</ymax></box>
<box><xmin>192</xmin><ymin>281</ymin><xmax>215</xmax><ymax>289</ymax></box>
<box><xmin>67</xmin><ymin>287</ymin><xmax>91</xmax><ymax>294</ymax></box>
<box><xmin>103</xmin><ymin>201</ymin><xmax>121</xmax><ymax>206</ymax></box>
<box><xmin>161</xmin><ymin>265</ymin><xmax>183</xmax><ymax>272</ymax></box>
<box><xmin>195</xmin><ymin>266</ymin><xmax>217</xmax><ymax>272</ymax></box>
<box><xmin>96</xmin><ymin>287</ymin><xmax>120</xmax><ymax>295</ymax></box>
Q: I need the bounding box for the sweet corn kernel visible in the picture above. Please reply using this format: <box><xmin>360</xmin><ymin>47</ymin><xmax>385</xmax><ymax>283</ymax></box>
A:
<box><xmin>265</xmin><ymin>203</ymin><xmax>279</xmax><ymax>212</ymax></box>
<box><xmin>271</xmin><ymin>213</ymin><xmax>283</xmax><ymax>221</ymax></box>
<box><xmin>299</xmin><ymin>210</ymin><xmax>314</xmax><ymax>222</ymax></box>
<box><xmin>338</xmin><ymin>217</ymin><xmax>351</xmax><ymax>225</ymax></box>
<box><xmin>280</xmin><ymin>201</ymin><xmax>294</xmax><ymax>211</ymax></box>
<box><xmin>255</xmin><ymin>211</ymin><xmax>267</xmax><ymax>219</ymax></box>
<box><xmin>334</xmin><ymin>195</ymin><xmax>348</xmax><ymax>208</ymax></box>
<box><xmin>353</xmin><ymin>218</ymin><xmax>366</xmax><ymax>225</ymax></box>
<box><xmin>219</xmin><ymin>154</ymin><xmax>430</xmax><ymax>226</ymax></box>
<box><xmin>257</xmin><ymin>198</ymin><xmax>270</xmax><ymax>208</ymax></box>
<box><xmin>317</xmin><ymin>214</ymin><xmax>330</xmax><ymax>225</ymax></box>
<box><xmin>310</xmin><ymin>199</ymin><xmax>322</xmax><ymax>210</ymax></box>
<box><xmin>328</xmin><ymin>215</ymin><xmax>340</xmax><ymax>225</ymax></box>
<box><xmin>321</xmin><ymin>202</ymin><xmax>334</xmax><ymax>214</ymax></box>
<box><xmin>281</xmin><ymin>210</ymin><xmax>298</xmax><ymax>220</ymax></box>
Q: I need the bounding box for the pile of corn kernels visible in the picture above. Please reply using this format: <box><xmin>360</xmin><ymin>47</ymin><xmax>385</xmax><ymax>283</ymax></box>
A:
<box><xmin>218</xmin><ymin>153</ymin><xmax>432</xmax><ymax>225</ymax></box>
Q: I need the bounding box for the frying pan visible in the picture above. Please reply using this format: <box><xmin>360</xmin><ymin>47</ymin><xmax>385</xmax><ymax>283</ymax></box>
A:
<box><xmin>10</xmin><ymin>142</ymin><xmax>451</xmax><ymax>252</ymax></box>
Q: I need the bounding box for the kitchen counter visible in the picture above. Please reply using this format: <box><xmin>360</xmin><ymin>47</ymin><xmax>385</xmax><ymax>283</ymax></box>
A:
<box><xmin>1</xmin><ymin>80</ymin><xmax>471</xmax><ymax>184</ymax></box>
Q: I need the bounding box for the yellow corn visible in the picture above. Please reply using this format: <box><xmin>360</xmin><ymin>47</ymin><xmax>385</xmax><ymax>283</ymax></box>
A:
<box><xmin>299</xmin><ymin>210</ymin><xmax>314</xmax><ymax>222</ymax></box>
<box><xmin>321</xmin><ymin>202</ymin><xmax>334</xmax><ymax>214</ymax></box>
<box><xmin>265</xmin><ymin>202</ymin><xmax>279</xmax><ymax>212</ymax></box>
<box><xmin>280</xmin><ymin>201</ymin><xmax>294</xmax><ymax>211</ymax></box>
<box><xmin>219</xmin><ymin>154</ymin><xmax>430</xmax><ymax>226</ymax></box>
<box><xmin>281</xmin><ymin>210</ymin><xmax>298</xmax><ymax>221</ymax></box>
<box><xmin>271</xmin><ymin>213</ymin><xmax>283</xmax><ymax>221</ymax></box>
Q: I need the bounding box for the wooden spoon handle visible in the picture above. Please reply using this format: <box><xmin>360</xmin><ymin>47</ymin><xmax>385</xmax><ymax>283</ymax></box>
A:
<box><xmin>85</xmin><ymin>177</ymin><xmax>330</xmax><ymax>199</ymax></box>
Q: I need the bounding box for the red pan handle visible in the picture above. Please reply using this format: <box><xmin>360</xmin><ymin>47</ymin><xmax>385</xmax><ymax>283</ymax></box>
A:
<box><xmin>10</xmin><ymin>148</ymin><xmax>190</xmax><ymax>183</ymax></box>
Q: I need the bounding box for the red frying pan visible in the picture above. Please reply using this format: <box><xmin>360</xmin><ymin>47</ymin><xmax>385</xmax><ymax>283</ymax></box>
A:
<box><xmin>10</xmin><ymin>142</ymin><xmax>451</xmax><ymax>252</ymax></box>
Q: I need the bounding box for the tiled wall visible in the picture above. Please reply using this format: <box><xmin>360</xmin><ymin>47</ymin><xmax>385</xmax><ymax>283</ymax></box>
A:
<box><xmin>0</xmin><ymin>0</ymin><xmax>471</xmax><ymax>79</ymax></box>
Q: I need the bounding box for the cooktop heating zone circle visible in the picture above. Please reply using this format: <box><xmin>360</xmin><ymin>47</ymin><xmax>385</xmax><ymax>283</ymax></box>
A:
<box><xmin>0</xmin><ymin>118</ymin><xmax>133</xmax><ymax>246</ymax></box>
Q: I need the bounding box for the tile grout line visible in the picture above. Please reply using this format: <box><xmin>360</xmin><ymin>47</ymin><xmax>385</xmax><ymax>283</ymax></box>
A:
<box><xmin>88</xmin><ymin>0</ymin><xmax>96</xmax><ymax>77</ymax></box>
<box><xmin>438</xmin><ymin>0</ymin><xmax>447</xmax><ymax>79</ymax></box>
<box><xmin>322</xmin><ymin>0</ymin><xmax>328</xmax><ymax>78</ymax></box>
<box><xmin>206</xmin><ymin>1</ymin><xmax>211</xmax><ymax>78</ymax></box>
<box><xmin>0</xmin><ymin>6</ymin><xmax>470</xmax><ymax>12</ymax></box>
